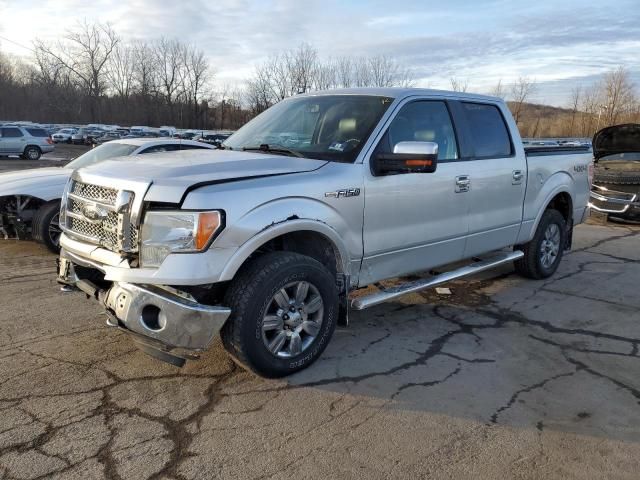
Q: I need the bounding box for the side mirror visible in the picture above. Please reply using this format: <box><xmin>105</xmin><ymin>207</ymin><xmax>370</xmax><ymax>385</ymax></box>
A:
<box><xmin>371</xmin><ymin>141</ymin><xmax>438</xmax><ymax>176</ymax></box>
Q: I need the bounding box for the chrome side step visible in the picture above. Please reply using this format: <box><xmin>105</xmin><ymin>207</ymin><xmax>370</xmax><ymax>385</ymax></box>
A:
<box><xmin>351</xmin><ymin>250</ymin><xmax>524</xmax><ymax>310</ymax></box>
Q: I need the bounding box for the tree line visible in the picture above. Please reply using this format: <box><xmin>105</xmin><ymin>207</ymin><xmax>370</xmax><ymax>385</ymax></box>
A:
<box><xmin>0</xmin><ymin>20</ymin><xmax>638</xmax><ymax>138</ymax></box>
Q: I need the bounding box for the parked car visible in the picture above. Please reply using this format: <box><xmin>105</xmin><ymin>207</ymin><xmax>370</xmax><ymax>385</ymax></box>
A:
<box><xmin>93</xmin><ymin>131</ymin><xmax>122</xmax><ymax>145</ymax></box>
<box><xmin>85</xmin><ymin>129</ymin><xmax>106</xmax><ymax>144</ymax></box>
<box><xmin>71</xmin><ymin>128</ymin><xmax>90</xmax><ymax>145</ymax></box>
<box><xmin>0</xmin><ymin>126</ymin><xmax>54</xmax><ymax>160</ymax></box>
<box><xmin>198</xmin><ymin>133</ymin><xmax>232</xmax><ymax>146</ymax></box>
<box><xmin>0</xmin><ymin>139</ymin><xmax>214</xmax><ymax>252</ymax></box>
<box><xmin>52</xmin><ymin>128</ymin><xmax>78</xmax><ymax>143</ymax></box>
<box><xmin>56</xmin><ymin>88</ymin><xmax>593</xmax><ymax>376</ymax></box>
<box><xmin>589</xmin><ymin>123</ymin><xmax>640</xmax><ymax>222</ymax></box>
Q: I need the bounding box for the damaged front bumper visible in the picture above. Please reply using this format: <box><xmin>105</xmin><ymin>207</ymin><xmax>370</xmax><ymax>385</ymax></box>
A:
<box><xmin>589</xmin><ymin>184</ymin><xmax>640</xmax><ymax>216</ymax></box>
<box><xmin>57</xmin><ymin>255</ymin><xmax>231</xmax><ymax>367</ymax></box>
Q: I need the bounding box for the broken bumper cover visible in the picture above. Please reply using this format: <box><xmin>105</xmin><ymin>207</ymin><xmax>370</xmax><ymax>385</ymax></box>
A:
<box><xmin>589</xmin><ymin>185</ymin><xmax>640</xmax><ymax>215</ymax></box>
<box><xmin>58</xmin><ymin>256</ymin><xmax>231</xmax><ymax>365</ymax></box>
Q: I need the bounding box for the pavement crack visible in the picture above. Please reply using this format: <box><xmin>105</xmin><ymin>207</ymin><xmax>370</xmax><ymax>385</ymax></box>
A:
<box><xmin>490</xmin><ymin>369</ymin><xmax>579</xmax><ymax>424</ymax></box>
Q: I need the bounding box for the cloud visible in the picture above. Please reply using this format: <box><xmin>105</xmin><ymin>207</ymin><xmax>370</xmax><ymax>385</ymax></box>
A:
<box><xmin>0</xmin><ymin>0</ymin><xmax>638</xmax><ymax>105</ymax></box>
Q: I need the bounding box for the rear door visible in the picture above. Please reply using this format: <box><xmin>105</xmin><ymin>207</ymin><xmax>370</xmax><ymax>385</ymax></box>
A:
<box><xmin>360</xmin><ymin>98</ymin><xmax>470</xmax><ymax>285</ymax></box>
<box><xmin>452</xmin><ymin>101</ymin><xmax>527</xmax><ymax>257</ymax></box>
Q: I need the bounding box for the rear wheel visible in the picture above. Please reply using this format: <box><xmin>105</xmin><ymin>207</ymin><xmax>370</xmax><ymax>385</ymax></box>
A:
<box><xmin>32</xmin><ymin>201</ymin><xmax>62</xmax><ymax>253</ymax></box>
<box><xmin>515</xmin><ymin>209</ymin><xmax>567</xmax><ymax>279</ymax></box>
<box><xmin>221</xmin><ymin>251</ymin><xmax>338</xmax><ymax>377</ymax></box>
<box><xmin>22</xmin><ymin>146</ymin><xmax>41</xmax><ymax>161</ymax></box>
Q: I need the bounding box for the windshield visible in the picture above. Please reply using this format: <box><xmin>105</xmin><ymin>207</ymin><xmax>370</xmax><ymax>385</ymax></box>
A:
<box><xmin>67</xmin><ymin>142</ymin><xmax>138</xmax><ymax>169</ymax></box>
<box><xmin>224</xmin><ymin>95</ymin><xmax>393</xmax><ymax>162</ymax></box>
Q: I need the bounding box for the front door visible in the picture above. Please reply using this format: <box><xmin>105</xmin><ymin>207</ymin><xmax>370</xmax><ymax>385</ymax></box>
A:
<box><xmin>360</xmin><ymin>99</ymin><xmax>470</xmax><ymax>286</ymax></box>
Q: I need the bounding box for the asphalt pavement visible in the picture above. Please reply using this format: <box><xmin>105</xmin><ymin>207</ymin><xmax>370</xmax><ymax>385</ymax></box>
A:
<box><xmin>1</xmin><ymin>220</ymin><xmax>639</xmax><ymax>479</ymax></box>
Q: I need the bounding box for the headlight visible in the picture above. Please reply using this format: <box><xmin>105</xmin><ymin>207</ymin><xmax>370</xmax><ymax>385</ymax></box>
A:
<box><xmin>140</xmin><ymin>210</ymin><xmax>223</xmax><ymax>267</ymax></box>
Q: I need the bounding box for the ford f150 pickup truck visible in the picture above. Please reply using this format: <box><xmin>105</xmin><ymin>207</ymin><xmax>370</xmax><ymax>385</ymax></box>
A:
<box><xmin>57</xmin><ymin>88</ymin><xmax>593</xmax><ymax>377</ymax></box>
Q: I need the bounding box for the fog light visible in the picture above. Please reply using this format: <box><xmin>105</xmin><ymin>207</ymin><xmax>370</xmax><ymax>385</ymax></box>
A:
<box><xmin>140</xmin><ymin>305</ymin><xmax>166</xmax><ymax>331</ymax></box>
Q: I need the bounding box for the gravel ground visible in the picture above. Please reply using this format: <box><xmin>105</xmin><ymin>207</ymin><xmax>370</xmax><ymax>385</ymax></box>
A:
<box><xmin>1</xmin><ymin>221</ymin><xmax>639</xmax><ymax>479</ymax></box>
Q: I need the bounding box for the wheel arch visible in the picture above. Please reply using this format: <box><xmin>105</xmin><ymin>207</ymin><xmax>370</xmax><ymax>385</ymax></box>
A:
<box><xmin>218</xmin><ymin>219</ymin><xmax>350</xmax><ymax>283</ymax></box>
<box><xmin>517</xmin><ymin>172</ymin><xmax>575</xmax><ymax>244</ymax></box>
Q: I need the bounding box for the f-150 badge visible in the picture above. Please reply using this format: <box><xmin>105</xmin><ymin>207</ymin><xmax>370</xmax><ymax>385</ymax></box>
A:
<box><xmin>325</xmin><ymin>188</ymin><xmax>361</xmax><ymax>198</ymax></box>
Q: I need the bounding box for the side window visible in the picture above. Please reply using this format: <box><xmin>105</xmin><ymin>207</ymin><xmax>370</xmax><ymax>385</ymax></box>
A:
<box><xmin>140</xmin><ymin>144</ymin><xmax>180</xmax><ymax>154</ymax></box>
<box><xmin>180</xmin><ymin>144</ymin><xmax>210</xmax><ymax>150</ymax></box>
<box><xmin>1</xmin><ymin>127</ymin><xmax>24</xmax><ymax>138</ymax></box>
<box><xmin>375</xmin><ymin>101</ymin><xmax>458</xmax><ymax>161</ymax></box>
<box><xmin>26</xmin><ymin>128</ymin><xmax>48</xmax><ymax>137</ymax></box>
<box><xmin>461</xmin><ymin>103</ymin><xmax>512</xmax><ymax>158</ymax></box>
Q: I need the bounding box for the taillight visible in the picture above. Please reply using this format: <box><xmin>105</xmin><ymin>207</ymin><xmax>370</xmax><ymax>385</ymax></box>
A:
<box><xmin>46</xmin><ymin>138</ymin><xmax>53</xmax><ymax>145</ymax></box>
<box><xmin>588</xmin><ymin>162</ymin><xmax>594</xmax><ymax>187</ymax></box>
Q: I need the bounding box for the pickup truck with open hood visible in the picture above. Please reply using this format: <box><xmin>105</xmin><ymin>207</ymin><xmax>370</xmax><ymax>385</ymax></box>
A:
<box><xmin>589</xmin><ymin>123</ymin><xmax>640</xmax><ymax>221</ymax></box>
<box><xmin>57</xmin><ymin>88</ymin><xmax>593</xmax><ymax>377</ymax></box>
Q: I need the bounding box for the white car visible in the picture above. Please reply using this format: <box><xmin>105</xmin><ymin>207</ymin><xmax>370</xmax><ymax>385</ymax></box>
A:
<box><xmin>52</xmin><ymin>128</ymin><xmax>78</xmax><ymax>143</ymax></box>
<box><xmin>0</xmin><ymin>139</ymin><xmax>214</xmax><ymax>252</ymax></box>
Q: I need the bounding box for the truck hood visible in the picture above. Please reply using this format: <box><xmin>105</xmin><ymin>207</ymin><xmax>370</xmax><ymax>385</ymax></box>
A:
<box><xmin>0</xmin><ymin>167</ymin><xmax>71</xmax><ymax>200</ymax></box>
<box><xmin>80</xmin><ymin>149</ymin><xmax>329</xmax><ymax>203</ymax></box>
<box><xmin>593</xmin><ymin>124</ymin><xmax>640</xmax><ymax>160</ymax></box>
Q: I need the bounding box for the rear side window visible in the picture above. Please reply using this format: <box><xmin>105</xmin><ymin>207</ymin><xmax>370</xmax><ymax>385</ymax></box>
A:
<box><xmin>1</xmin><ymin>127</ymin><xmax>23</xmax><ymax>138</ymax></box>
<box><xmin>180</xmin><ymin>144</ymin><xmax>210</xmax><ymax>150</ymax></box>
<box><xmin>461</xmin><ymin>103</ymin><xmax>512</xmax><ymax>158</ymax></box>
<box><xmin>26</xmin><ymin>128</ymin><xmax>49</xmax><ymax>137</ymax></box>
<box><xmin>140</xmin><ymin>144</ymin><xmax>181</xmax><ymax>154</ymax></box>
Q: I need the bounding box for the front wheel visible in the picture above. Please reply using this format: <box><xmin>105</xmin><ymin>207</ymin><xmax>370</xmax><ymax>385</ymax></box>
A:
<box><xmin>32</xmin><ymin>201</ymin><xmax>62</xmax><ymax>253</ymax></box>
<box><xmin>515</xmin><ymin>209</ymin><xmax>567</xmax><ymax>279</ymax></box>
<box><xmin>221</xmin><ymin>251</ymin><xmax>338</xmax><ymax>377</ymax></box>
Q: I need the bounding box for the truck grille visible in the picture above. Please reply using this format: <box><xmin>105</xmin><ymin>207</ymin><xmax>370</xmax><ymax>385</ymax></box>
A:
<box><xmin>62</xmin><ymin>180</ymin><xmax>138</xmax><ymax>253</ymax></box>
<box><xmin>71</xmin><ymin>182</ymin><xmax>119</xmax><ymax>204</ymax></box>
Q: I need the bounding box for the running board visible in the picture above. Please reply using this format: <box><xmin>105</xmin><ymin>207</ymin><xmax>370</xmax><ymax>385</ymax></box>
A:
<box><xmin>351</xmin><ymin>250</ymin><xmax>524</xmax><ymax>310</ymax></box>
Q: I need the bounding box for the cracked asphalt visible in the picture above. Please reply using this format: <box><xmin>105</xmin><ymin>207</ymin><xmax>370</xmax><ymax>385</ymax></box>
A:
<box><xmin>1</xmin><ymin>219</ymin><xmax>639</xmax><ymax>479</ymax></box>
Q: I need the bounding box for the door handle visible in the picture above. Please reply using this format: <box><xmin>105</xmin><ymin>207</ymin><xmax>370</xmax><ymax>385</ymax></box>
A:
<box><xmin>455</xmin><ymin>175</ymin><xmax>470</xmax><ymax>193</ymax></box>
<box><xmin>512</xmin><ymin>170</ymin><xmax>524</xmax><ymax>185</ymax></box>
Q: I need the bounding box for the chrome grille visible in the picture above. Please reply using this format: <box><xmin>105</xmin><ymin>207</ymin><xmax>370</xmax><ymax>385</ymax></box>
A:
<box><xmin>71</xmin><ymin>182</ymin><xmax>118</xmax><ymax>205</ymax></box>
<box><xmin>63</xmin><ymin>180</ymin><xmax>138</xmax><ymax>253</ymax></box>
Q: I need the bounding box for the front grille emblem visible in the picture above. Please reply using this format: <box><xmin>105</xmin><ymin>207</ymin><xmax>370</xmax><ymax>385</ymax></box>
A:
<box><xmin>81</xmin><ymin>203</ymin><xmax>109</xmax><ymax>222</ymax></box>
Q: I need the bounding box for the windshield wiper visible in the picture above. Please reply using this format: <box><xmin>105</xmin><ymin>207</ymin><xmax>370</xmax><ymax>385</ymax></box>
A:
<box><xmin>242</xmin><ymin>144</ymin><xmax>306</xmax><ymax>158</ymax></box>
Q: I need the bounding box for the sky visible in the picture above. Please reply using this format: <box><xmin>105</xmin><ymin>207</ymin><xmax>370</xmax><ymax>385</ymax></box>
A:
<box><xmin>0</xmin><ymin>0</ymin><xmax>639</xmax><ymax>106</ymax></box>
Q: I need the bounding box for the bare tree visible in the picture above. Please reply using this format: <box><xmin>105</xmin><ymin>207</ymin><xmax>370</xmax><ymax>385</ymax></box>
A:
<box><xmin>489</xmin><ymin>79</ymin><xmax>505</xmax><ymax>99</ymax></box>
<box><xmin>510</xmin><ymin>76</ymin><xmax>536</xmax><ymax>125</ymax></box>
<box><xmin>154</xmin><ymin>38</ymin><xmax>184</xmax><ymax>112</ymax></box>
<box><xmin>567</xmin><ymin>86</ymin><xmax>581</xmax><ymax>136</ymax></box>
<box><xmin>601</xmin><ymin>66</ymin><xmax>636</xmax><ymax>125</ymax></box>
<box><xmin>107</xmin><ymin>43</ymin><xmax>135</xmax><ymax>101</ymax></box>
<box><xmin>286</xmin><ymin>43</ymin><xmax>317</xmax><ymax>94</ymax></box>
<box><xmin>313</xmin><ymin>59</ymin><xmax>338</xmax><ymax>90</ymax></box>
<box><xmin>449</xmin><ymin>77</ymin><xmax>469</xmax><ymax>92</ymax></box>
<box><xmin>182</xmin><ymin>45</ymin><xmax>211</xmax><ymax>127</ymax></box>
<box><xmin>34</xmin><ymin>20</ymin><xmax>119</xmax><ymax>119</ymax></box>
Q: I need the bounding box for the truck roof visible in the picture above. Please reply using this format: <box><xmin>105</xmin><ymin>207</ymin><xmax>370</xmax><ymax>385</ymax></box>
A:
<box><xmin>298</xmin><ymin>87</ymin><xmax>501</xmax><ymax>103</ymax></box>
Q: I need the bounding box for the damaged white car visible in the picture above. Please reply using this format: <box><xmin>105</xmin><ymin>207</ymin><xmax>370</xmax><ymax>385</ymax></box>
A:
<box><xmin>0</xmin><ymin>139</ymin><xmax>213</xmax><ymax>252</ymax></box>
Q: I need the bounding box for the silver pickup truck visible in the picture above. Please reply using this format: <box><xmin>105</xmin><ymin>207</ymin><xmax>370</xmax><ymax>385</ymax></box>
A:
<box><xmin>57</xmin><ymin>88</ymin><xmax>592</xmax><ymax>377</ymax></box>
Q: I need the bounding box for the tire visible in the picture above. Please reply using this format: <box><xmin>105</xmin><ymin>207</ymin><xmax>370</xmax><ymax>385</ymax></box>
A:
<box><xmin>32</xmin><ymin>201</ymin><xmax>62</xmax><ymax>253</ymax></box>
<box><xmin>515</xmin><ymin>209</ymin><xmax>567</xmax><ymax>280</ymax></box>
<box><xmin>22</xmin><ymin>146</ymin><xmax>41</xmax><ymax>161</ymax></box>
<box><xmin>221</xmin><ymin>251</ymin><xmax>339</xmax><ymax>378</ymax></box>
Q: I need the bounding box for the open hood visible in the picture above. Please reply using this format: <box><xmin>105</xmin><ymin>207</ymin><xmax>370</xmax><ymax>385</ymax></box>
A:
<box><xmin>593</xmin><ymin>124</ymin><xmax>640</xmax><ymax>160</ymax></box>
